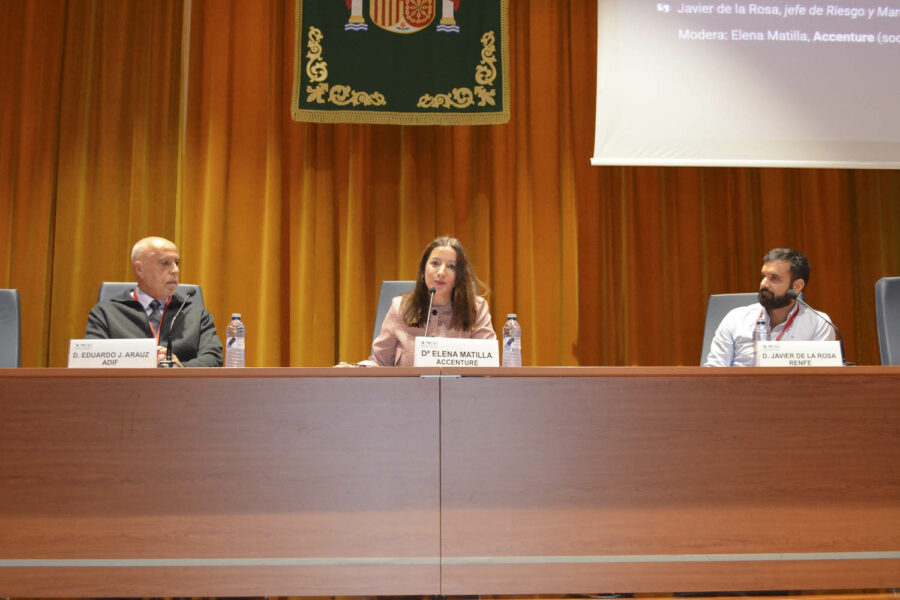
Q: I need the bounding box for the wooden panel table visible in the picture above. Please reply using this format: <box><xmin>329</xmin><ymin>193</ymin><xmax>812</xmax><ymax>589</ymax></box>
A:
<box><xmin>2</xmin><ymin>366</ymin><xmax>899</xmax><ymax>597</ymax></box>
<box><xmin>0</xmin><ymin>368</ymin><xmax>441</xmax><ymax>597</ymax></box>
<box><xmin>440</xmin><ymin>367</ymin><xmax>900</xmax><ymax>594</ymax></box>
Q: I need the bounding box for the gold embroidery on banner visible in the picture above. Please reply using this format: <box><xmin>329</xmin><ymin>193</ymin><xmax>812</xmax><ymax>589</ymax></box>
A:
<box><xmin>418</xmin><ymin>88</ymin><xmax>474</xmax><ymax>109</ymax></box>
<box><xmin>305</xmin><ymin>27</ymin><xmax>327</xmax><ymax>82</ymax></box>
<box><xmin>306</xmin><ymin>82</ymin><xmax>329</xmax><ymax>103</ymax></box>
<box><xmin>475</xmin><ymin>31</ymin><xmax>498</xmax><ymax>86</ymax></box>
<box><xmin>304</xmin><ymin>27</ymin><xmax>386</xmax><ymax>107</ymax></box>
<box><xmin>473</xmin><ymin>86</ymin><xmax>496</xmax><ymax>106</ymax></box>
<box><xmin>328</xmin><ymin>85</ymin><xmax>386</xmax><ymax>107</ymax></box>
<box><xmin>418</xmin><ymin>31</ymin><xmax>498</xmax><ymax>109</ymax></box>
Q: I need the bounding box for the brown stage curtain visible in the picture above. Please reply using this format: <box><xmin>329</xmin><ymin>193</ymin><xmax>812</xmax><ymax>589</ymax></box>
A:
<box><xmin>181</xmin><ymin>0</ymin><xmax>583</xmax><ymax>367</ymax></box>
<box><xmin>576</xmin><ymin>168</ymin><xmax>900</xmax><ymax>366</ymax></box>
<box><xmin>2</xmin><ymin>0</ymin><xmax>899</xmax><ymax>368</ymax></box>
<box><xmin>1</xmin><ymin>0</ymin><xmax>185</xmax><ymax>367</ymax></box>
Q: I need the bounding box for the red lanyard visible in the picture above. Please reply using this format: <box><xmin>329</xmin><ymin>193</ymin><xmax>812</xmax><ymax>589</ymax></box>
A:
<box><xmin>758</xmin><ymin>305</ymin><xmax>799</xmax><ymax>341</ymax></box>
<box><xmin>134</xmin><ymin>291</ymin><xmax>170</xmax><ymax>344</ymax></box>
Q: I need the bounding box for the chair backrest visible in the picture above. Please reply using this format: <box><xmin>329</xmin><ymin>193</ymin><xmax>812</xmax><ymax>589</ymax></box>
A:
<box><xmin>700</xmin><ymin>292</ymin><xmax>758</xmax><ymax>365</ymax></box>
<box><xmin>0</xmin><ymin>289</ymin><xmax>22</xmax><ymax>367</ymax></box>
<box><xmin>875</xmin><ymin>276</ymin><xmax>900</xmax><ymax>365</ymax></box>
<box><xmin>372</xmin><ymin>281</ymin><xmax>416</xmax><ymax>344</ymax></box>
<box><xmin>97</xmin><ymin>282</ymin><xmax>205</xmax><ymax>309</ymax></box>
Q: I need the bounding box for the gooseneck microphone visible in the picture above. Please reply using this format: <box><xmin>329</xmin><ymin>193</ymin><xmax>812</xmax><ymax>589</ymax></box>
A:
<box><xmin>785</xmin><ymin>289</ymin><xmax>850</xmax><ymax>365</ymax></box>
<box><xmin>423</xmin><ymin>287</ymin><xmax>437</xmax><ymax>337</ymax></box>
<box><xmin>158</xmin><ymin>288</ymin><xmax>196</xmax><ymax>368</ymax></box>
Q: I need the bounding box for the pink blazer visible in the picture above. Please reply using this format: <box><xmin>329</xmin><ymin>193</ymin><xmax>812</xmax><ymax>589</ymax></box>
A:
<box><xmin>369</xmin><ymin>295</ymin><xmax>496</xmax><ymax>366</ymax></box>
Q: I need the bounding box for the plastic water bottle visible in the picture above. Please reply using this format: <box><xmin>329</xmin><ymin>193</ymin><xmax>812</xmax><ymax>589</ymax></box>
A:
<box><xmin>502</xmin><ymin>314</ymin><xmax>522</xmax><ymax>367</ymax></box>
<box><xmin>225</xmin><ymin>313</ymin><xmax>245</xmax><ymax>368</ymax></box>
<box><xmin>752</xmin><ymin>318</ymin><xmax>767</xmax><ymax>365</ymax></box>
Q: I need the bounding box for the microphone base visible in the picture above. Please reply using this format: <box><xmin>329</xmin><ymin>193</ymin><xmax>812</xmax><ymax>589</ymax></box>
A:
<box><xmin>157</xmin><ymin>360</ymin><xmax>179</xmax><ymax>368</ymax></box>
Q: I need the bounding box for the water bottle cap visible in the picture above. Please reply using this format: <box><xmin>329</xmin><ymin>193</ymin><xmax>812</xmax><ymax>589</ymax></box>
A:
<box><xmin>507</xmin><ymin>313</ymin><xmax>517</xmax><ymax>319</ymax></box>
<box><xmin>232</xmin><ymin>313</ymin><xmax>242</xmax><ymax>320</ymax></box>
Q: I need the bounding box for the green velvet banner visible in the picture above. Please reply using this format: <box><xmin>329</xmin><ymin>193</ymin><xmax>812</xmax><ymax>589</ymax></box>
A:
<box><xmin>292</xmin><ymin>0</ymin><xmax>509</xmax><ymax>125</ymax></box>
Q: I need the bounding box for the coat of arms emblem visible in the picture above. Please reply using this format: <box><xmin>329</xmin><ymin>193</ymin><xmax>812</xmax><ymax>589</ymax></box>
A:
<box><xmin>371</xmin><ymin>0</ymin><xmax>434</xmax><ymax>33</ymax></box>
<box><xmin>344</xmin><ymin>0</ymin><xmax>461</xmax><ymax>33</ymax></box>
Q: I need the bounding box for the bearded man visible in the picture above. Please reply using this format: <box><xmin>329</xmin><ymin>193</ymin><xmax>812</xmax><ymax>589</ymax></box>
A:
<box><xmin>704</xmin><ymin>248</ymin><xmax>835</xmax><ymax>367</ymax></box>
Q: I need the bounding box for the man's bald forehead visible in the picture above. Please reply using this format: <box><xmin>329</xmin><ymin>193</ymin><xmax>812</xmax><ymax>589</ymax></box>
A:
<box><xmin>131</xmin><ymin>237</ymin><xmax>178</xmax><ymax>262</ymax></box>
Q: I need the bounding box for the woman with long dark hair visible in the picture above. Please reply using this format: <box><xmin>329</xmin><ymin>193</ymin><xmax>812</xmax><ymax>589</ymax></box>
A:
<box><xmin>368</xmin><ymin>236</ymin><xmax>496</xmax><ymax>366</ymax></box>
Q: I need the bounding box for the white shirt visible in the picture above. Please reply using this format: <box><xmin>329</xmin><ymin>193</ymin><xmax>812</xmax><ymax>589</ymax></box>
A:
<box><xmin>704</xmin><ymin>301</ymin><xmax>836</xmax><ymax>367</ymax></box>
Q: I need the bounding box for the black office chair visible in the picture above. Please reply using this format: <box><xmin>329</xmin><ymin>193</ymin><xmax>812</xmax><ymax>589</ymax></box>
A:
<box><xmin>97</xmin><ymin>282</ymin><xmax>205</xmax><ymax>308</ymax></box>
<box><xmin>875</xmin><ymin>276</ymin><xmax>900</xmax><ymax>366</ymax></box>
<box><xmin>0</xmin><ymin>289</ymin><xmax>22</xmax><ymax>367</ymax></box>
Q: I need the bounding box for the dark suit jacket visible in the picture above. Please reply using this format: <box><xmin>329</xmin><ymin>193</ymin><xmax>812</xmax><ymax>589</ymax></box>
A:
<box><xmin>85</xmin><ymin>289</ymin><xmax>223</xmax><ymax>367</ymax></box>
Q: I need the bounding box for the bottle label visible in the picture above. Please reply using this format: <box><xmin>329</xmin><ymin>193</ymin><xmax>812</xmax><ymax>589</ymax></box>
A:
<box><xmin>227</xmin><ymin>337</ymin><xmax>245</xmax><ymax>350</ymax></box>
<box><xmin>503</xmin><ymin>336</ymin><xmax>520</xmax><ymax>352</ymax></box>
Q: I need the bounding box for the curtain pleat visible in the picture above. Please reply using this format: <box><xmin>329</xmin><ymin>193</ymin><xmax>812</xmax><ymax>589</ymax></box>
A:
<box><xmin>1</xmin><ymin>0</ymin><xmax>899</xmax><ymax>368</ymax></box>
<box><xmin>0</xmin><ymin>0</ymin><xmax>67</xmax><ymax>367</ymax></box>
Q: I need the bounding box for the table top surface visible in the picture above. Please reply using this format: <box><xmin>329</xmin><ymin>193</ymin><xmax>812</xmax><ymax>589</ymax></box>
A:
<box><xmin>2</xmin><ymin>365</ymin><xmax>899</xmax><ymax>378</ymax></box>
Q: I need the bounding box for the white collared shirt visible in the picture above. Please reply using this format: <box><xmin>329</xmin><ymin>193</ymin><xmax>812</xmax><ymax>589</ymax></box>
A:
<box><xmin>704</xmin><ymin>301</ymin><xmax>836</xmax><ymax>367</ymax></box>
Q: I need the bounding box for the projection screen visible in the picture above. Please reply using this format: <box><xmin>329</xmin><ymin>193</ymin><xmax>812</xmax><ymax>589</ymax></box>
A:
<box><xmin>591</xmin><ymin>0</ymin><xmax>900</xmax><ymax>168</ymax></box>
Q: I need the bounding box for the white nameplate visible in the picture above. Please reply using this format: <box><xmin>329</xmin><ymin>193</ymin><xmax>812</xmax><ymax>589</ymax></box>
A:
<box><xmin>756</xmin><ymin>341</ymin><xmax>842</xmax><ymax>367</ymax></box>
<box><xmin>414</xmin><ymin>337</ymin><xmax>500</xmax><ymax>367</ymax></box>
<box><xmin>68</xmin><ymin>339</ymin><xmax>157</xmax><ymax>368</ymax></box>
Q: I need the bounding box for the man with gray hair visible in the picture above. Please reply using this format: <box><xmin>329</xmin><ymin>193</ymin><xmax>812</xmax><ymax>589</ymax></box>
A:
<box><xmin>705</xmin><ymin>248</ymin><xmax>836</xmax><ymax>367</ymax></box>
<box><xmin>85</xmin><ymin>236</ymin><xmax>223</xmax><ymax>367</ymax></box>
